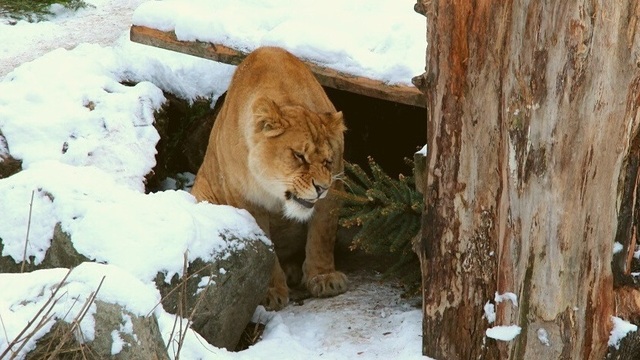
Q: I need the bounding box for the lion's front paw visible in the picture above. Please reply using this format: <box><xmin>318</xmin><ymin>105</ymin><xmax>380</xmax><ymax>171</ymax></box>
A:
<box><xmin>306</xmin><ymin>271</ymin><xmax>348</xmax><ymax>298</ymax></box>
<box><xmin>263</xmin><ymin>285</ymin><xmax>289</xmax><ymax>311</ymax></box>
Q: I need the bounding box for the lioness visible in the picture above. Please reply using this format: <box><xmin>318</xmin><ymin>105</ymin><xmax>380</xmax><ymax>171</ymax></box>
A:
<box><xmin>191</xmin><ymin>47</ymin><xmax>348</xmax><ymax>310</ymax></box>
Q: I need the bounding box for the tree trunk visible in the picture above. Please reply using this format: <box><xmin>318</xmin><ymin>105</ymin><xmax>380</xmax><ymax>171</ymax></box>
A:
<box><xmin>415</xmin><ymin>1</ymin><xmax>640</xmax><ymax>359</ymax></box>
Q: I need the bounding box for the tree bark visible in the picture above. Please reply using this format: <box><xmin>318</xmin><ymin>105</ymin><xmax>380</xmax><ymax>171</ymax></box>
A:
<box><xmin>416</xmin><ymin>1</ymin><xmax>640</xmax><ymax>359</ymax></box>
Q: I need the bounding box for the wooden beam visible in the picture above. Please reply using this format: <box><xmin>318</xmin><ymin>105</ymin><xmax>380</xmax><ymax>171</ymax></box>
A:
<box><xmin>130</xmin><ymin>25</ymin><xmax>426</xmax><ymax>108</ymax></box>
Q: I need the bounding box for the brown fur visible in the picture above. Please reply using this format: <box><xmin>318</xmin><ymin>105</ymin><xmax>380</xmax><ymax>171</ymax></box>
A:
<box><xmin>191</xmin><ymin>47</ymin><xmax>348</xmax><ymax>310</ymax></box>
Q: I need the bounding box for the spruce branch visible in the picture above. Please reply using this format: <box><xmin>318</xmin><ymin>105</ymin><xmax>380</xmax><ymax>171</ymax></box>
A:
<box><xmin>336</xmin><ymin>158</ymin><xmax>423</xmax><ymax>293</ymax></box>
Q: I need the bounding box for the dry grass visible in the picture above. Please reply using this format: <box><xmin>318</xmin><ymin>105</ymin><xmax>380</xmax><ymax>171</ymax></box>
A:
<box><xmin>235</xmin><ymin>321</ymin><xmax>266</xmax><ymax>351</ymax></box>
<box><xmin>162</xmin><ymin>252</ymin><xmax>213</xmax><ymax>359</ymax></box>
<box><xmin>20</xmin><ymin>190</ymin><xmax>34</xmax><ymax>273</ymax></box>
<box><xmin>0</xmin><ymin>270</ymin><xmax>104</xmax><ymax>359</ymax></box>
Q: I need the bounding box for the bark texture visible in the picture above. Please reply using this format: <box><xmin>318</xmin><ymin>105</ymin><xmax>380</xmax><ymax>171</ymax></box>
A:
<box><xmin>417</xmin><ymin>1</ymin><xmax>640</xmax><ymax>359</ymax></box>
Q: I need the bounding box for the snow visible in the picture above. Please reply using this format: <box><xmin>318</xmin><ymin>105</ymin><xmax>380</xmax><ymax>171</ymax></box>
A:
<box><xmin>537</xmin><ymin>328</ymin><xmax>551</xmax><ymax>347</ymax></box>
<box><xmin>483</xmin><ymin>292</ymin><xmax>520</xmax><ymax>342</ymax></box>
<box><xmin>609</xmin><ymin>316</ymin><xmax>638</xmax><ymax>350</ymax></box>
<box><xmin>111</xmin><ymin>313</ymin><xmax>136</xmax><ymax>355</ymax></box>
<box><xmin>483</xmin><ymin>301</ymin><xmax>496</xmax><ymax>324</ymax></box>
<box><xmin>0</xmin><ymin>1</ymin><xmax>428</xmax><ymax>359</ymax></box>
<box><xmin>111</xmin><ymin>330</ymin><xmax>126</xmax><ymax>355</ymax></box>
<box><xmin>0</xmin><ymin>263</ymin><xmax>161</xmax><ymax>358</ymax></box>
<box><xmin>131</xmin><ymin>0</ymin><xmax>425</xmax><ymax>86</ymax></box>
<box><xmin>613</xmin><ymin>242</ymin><xmax>623</xmax><ymax>254</ymax></box>
<box><xmin>484</xmin><ymin>292</ymin><xmax>518</xmax><ymax>325</ymax></box>
<box><xmin>495</xmin><ymin>291</ymin><xmax>518</xmax><ymax>307</ymax></box>
<box><xmin>0</xmin><ymin>161</ymin><xmax>266</xmax><ymax>281</ymax></box>
<box><xmin>486</xmin><ymin>325</ymin><xmax>521</xmax><ymax>342</ymax></box>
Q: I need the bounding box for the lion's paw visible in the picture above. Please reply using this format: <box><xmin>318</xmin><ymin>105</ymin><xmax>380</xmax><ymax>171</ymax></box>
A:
<box><xmin>306</xmin><ymin>271</ymin><xmax>348</xmax><ymax>298</ymax></box>
<box><xmin>263</xmin><ymin>285</ymin><xmax>289</xmax><ymax>311</ymax></box>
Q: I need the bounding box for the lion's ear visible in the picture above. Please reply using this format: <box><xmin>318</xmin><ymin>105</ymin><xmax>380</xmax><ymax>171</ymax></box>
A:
<box><xmin>253</xmin><ymin>97</ymin><xmax>285</xmax><ymax>137</ymax></box>
<box><xmin>327</xmin><ymin>111</ymin><xmax>347</xmax><ymax>134</ymax></box>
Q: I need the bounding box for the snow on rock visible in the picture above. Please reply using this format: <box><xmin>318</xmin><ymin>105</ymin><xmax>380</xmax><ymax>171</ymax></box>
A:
<box><xmin>132</xmin><ymin>0</ymin><xmax>425</xmax><ymax>85</ymax></box>
<box><xmin>609</xmin><ymin>316</ymin><xmax>638</xmax><ymax>350</ymax></box>
<box><xmin>0</xmin><ymin>161</ymin><xmax>266</xmax><ymax>280</ymax></box>
<box><xmin>0</xmin><ymin>31</ymin><xmax>266</xmax><ymax>277</ymax></box>
<box><xmin>0</xmin><ymin>263</ymin><xmax>160</xmax><ymax>359</ymax></box>
<box><xmin>0</xmin><ymin>44</ymin><xmax>163</xmax><ymax>191</ymax></box>
<box><xmin>111</xmin><ymin>330</ymin><xmax>126</xmax><ymax>355</ymax></box>
<box><xmin>486</xmin><ymin>325</ymin><xmax>521</xmax><ymax>342</ymax></box>
<box><xmin>0</xmin><ymin>39</ymin><xmax>234</xmax><ymax>191</ymax></box>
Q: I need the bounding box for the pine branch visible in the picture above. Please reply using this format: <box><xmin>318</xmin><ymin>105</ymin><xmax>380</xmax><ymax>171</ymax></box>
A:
<box><xmin>338</xmin><ymin>158</ymin><xmax>424</xmax><ymax>293</ymax></box>
<box><xmin>344</xmin><ymin>161</ymin><xmax>373</xmax><ymax>190</ymax></box>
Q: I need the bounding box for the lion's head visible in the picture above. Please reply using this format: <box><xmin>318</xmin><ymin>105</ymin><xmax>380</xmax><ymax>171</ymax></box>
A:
<box><xmin>247</xmin><ymin>97</ymin><xmax>346</xmax><ymax>221</ymax></box>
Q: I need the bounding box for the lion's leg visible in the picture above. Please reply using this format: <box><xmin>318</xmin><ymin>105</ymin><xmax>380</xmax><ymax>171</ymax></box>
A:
<box><xmin>269</xmin><ymin>216</ymin><xmax>306</xmax><ymax>288</ymax></box>
<box><xmin>302</xmin><ymin>191</ymin><xmax>348</xmax><ymax>298</ymax></box>
<box><xmin>263</xmin><ymin>257</ymin><xmax>289</xmax><ymax>310</ymax></box>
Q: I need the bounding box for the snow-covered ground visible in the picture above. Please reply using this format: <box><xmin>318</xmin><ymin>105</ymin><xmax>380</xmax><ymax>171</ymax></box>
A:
<box><xmin>0</xmin><ymin>0</ymin><xmax>149</xmax><ymax>78</ymax></box>
<box><xmin>0</xmin><ymin>0</ymin><xmax>430</xmax><ymax>359</ymax></box>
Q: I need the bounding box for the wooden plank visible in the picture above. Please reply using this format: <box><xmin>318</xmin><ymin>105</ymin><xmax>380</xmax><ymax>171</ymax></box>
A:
<box><xmin>130</xmin><ymin>25</ymin><xmax>426</xmax><ymax>108</ymax></box>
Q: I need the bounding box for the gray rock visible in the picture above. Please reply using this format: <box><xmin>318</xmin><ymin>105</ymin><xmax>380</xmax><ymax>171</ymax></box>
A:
<box><xmin>155</xmin><ymin>234</ymin><xmax>274</xmax><ymax>350</ymax></box>
<box><xmin>27</xmin><ymin>300</ymin><xmax>169</xmax><ymax>359</ymax></box>
<box><xmin>0</xmin><ymin>128</ymin><xmax>21</xmax><ymax>180</ymax></box>
<box><xmin>91</xmin><ymin>301</ymin><xmax>169</xmax><ymax>359</ymax></box>
<box><xmin>1</xmin><ymin>223</ymin><xmax>274</xmax><ymax>352</ymax></box>
<box><xmin>0</xmin><ymin>223</ymin><xmax>88</xmax><ymax>273</ymax></box>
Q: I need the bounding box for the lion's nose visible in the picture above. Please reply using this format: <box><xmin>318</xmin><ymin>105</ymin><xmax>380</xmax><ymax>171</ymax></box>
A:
<box><xmin>312</xmin><ymin>180</ymin><xmax>327</xmax><ymax>198</ymax></box>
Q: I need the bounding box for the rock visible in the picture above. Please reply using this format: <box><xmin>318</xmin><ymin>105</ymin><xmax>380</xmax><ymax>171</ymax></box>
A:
<box><xmin>0</xmin><ymin>223</ymin><xmax>88</xmax><ymax>273</ymax></box>
<box><xmin>0</xmin><ymin>215</ymin><xmax>274</xmax><ymax>352</ymax></box>
<box><xmin>146</xmin><ymin>93</ymin><xmax>220</xmax><ymax>192</ymax></box>
<box><xmin>91</xmin><ymin>301</ymin><xmax>169</xmax><ymax>359</ymax></box>
<box><xmin>27</xmin><ymin>300</ymin><xmax>169</xmax><ymax>359</ymax></box>
<box><xmin>180</xmin><ymin>93</ymin><xmax>223</xmax><ymax>174</ymax></box>
<box><xmin>44</xmin><ymin>224</ymin><xmax>90</xmax><ymax>268</ymax></box>
<box><xmin>0</xmin><ymin>129</ymin><xmax>22</xmax><ymax>179</ymax></box>
<box><xmin>155</xmin><ymin>234</ymin><xmax>274</xmax><ymax>350</ymax></box>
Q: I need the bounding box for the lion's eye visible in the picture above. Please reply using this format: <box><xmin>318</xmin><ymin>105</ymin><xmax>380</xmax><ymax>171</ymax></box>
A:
<box><xmin>293</xmin><ymin>151</ymin><xmax>306</xmax><ymax>163</ymax></box>
<box><xmin>323</xmin><ymin>159</ymin><xmax>333</xmax><ymax>168</ymax></box>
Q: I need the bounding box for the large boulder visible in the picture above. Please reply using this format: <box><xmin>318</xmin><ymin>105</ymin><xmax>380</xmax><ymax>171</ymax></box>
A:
<box><xmin>1</xmin><ymin>225</ymin><xmax>274</xmax><ymax>352</ymax></box>
<box><xmin>26</xmin><ymin>300</ymin><xmax>169</xmax><ymax>360</ymax></box>
<box><xmin>155</xmin><ymin>234</ymin><xmax>274</xmax><ymax>350</ymax></box>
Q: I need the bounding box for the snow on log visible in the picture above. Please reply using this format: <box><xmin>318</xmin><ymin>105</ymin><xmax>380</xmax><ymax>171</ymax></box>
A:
<box><xmin>129</xmin><ymin>25</ymin><xmax>426</xmax><ymax>108</ymax></box>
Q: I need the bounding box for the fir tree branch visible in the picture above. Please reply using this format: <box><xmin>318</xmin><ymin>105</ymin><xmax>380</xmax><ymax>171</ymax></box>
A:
<box><xmin>338</xmin><ymin>158</ymin><xmax>423</xmax><ymax>293</ymax></box>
